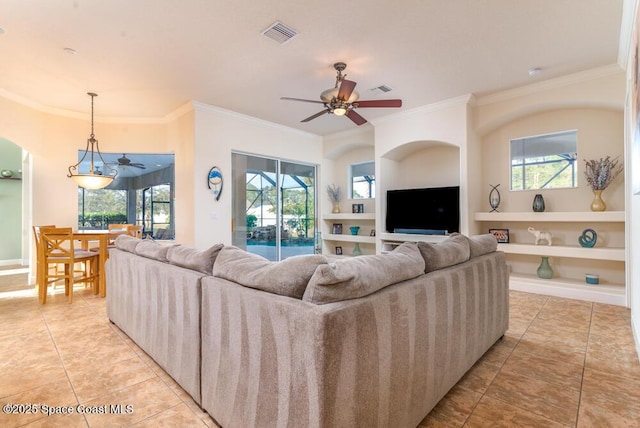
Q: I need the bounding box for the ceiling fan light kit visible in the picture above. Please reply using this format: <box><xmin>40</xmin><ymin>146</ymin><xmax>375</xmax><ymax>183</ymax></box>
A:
<box><xmin>281</xmin><ymin>62</ymin><xmax>402</xmax><ymax>126</ymax></box>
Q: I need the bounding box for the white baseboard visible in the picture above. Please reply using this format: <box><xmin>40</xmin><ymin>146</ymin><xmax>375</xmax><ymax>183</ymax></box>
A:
<box><xmin>509</xmin><ymin>274</ymin><xmax>627</xmax><ymax>306</ymax></box>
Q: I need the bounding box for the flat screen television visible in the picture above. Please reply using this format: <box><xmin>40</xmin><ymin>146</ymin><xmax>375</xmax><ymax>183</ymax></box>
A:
<box><xmin>386</xmin><ymin>186</ymin><xmax>460</xmax><ymax>234</ymax></box>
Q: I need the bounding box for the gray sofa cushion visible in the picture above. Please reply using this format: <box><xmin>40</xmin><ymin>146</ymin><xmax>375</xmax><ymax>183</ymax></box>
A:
<box><xmin>167</xmin><ymin>243</ymin><xmax>224</xmax><ymax>274</ymax></box>
<box><xmin>115</xmin><ymin>234</ymin><xmax>141</xmax><ymax>253</ymax></box>
<box><xmin>417</xmin><ymin>233</ymin><xmax>470</xmax><ymax>273</ymax></box>
<box><xmin>135</xmin><ymin>240</ymin><xmax>171</xmax><ymax>262</ymax></box>
<box><xmin>212</xmin><ymin>246</ymin><xmax>328</xmax><ymax>299</ymax></box>
<box><xmin>302</xmin><ymin>242</ymin><xmax>425</xmax><ymax>304</ymax></box>
<box><xmin>468</xmin><ymin>234</ymin><xmax>498</xmax><ymax>258</ymax></box>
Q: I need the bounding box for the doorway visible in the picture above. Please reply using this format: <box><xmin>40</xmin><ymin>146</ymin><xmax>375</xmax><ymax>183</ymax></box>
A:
<box><xmin>232</xmin><ymin>153</ymin><xmax>317</xmax><ymax>261</ymax></box>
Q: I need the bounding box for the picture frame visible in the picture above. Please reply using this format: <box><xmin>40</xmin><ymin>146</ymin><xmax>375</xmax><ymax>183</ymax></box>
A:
<box><xmin>352</xmin><ymin>203</ymin><xmax>364</xmax><ymax>213</ymax></box>
<box><xmin>335</xmin><ymin>246</ymin><xmax>343</xmax><ymax>255</ymax></box>
<box><xmin>332</xmin><ymin>223</ymin><xmax>343</xmax><ymax>234</ymax></box>
<box><xmin>489</xmin><ymin>228</ymin><xmax>510</xmax><ymax>244</ymax></box>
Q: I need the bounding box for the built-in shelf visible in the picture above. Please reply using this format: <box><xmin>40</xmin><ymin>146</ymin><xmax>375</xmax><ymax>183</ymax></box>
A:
<box><xmin>323</xmin><ymin>213</ymin><xmax>376</xmax><ymax>221</ymax></box>
<box><xmin>474</xmin><ymin>211</ymin><xmax>624</xmax><ymax>222</ymax></box>
<box><xmin>476</xmin><ymin>210</ymin><xmax>627</xmax><ymax>306</ymax></box>
<box><xmin>322</xmin><ymin>212</ymin><xmax>377</xmax><ymax>256</ymax></box>
<box><xmin>0</xmin><ymin>177</ymin><xmax>21</xmax><ymax>181</ymax></box>
<box><xmin>323</xmin><ymin>234</ymin><xmax>376</xmax><ymax>244</ymax></box>
<box><xmin>508</xmin><ymin>273</ymin><xmax>625</xmax><ymax>306</ymax></box>
<box><xmin>497</xmin><ymin>243</ymin><xmax>625</xmax><ymax>261</ymax></box>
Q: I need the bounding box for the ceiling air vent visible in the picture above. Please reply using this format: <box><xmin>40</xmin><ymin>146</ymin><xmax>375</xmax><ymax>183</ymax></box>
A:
<box><xmin>370</xmin><ymin>85</ymin><xmax>393</xmax><ymax>96</ymax></box>
<box><xmin>262</xmin><ymin>21</ymin><xmax>298</xmax><ymax>44</ymax></box>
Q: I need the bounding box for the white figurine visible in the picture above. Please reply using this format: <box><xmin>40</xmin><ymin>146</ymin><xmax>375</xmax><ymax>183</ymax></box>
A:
<box><xmin>527</xmin><ymin>227</ymin><xmax>552</xmax><ymax>246</ymax></box>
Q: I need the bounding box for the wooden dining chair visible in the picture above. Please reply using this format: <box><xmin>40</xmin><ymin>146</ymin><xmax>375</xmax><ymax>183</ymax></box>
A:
<box><xmin>33</xmin><ymin>225</ymin><xmax>57</xmax><ymax>293</ymax></box>
<box><xmin>38</xmin><ymin>227</ymin><xmax>99</xmax><ymax>304</ymax></box>
<box><xmin>89</xmin><ymin>223</ymin><xmax>134</xmax><ymax>252</ymax></box>
<box><xmin>108</xmin><ymin>223</ymin><xmax>133</xmax><ymax>245</ymax></box>
<box><xmin>126</xmin><ymin>225</ymin><xmax>142</xmax><ymax>238</ymax></box>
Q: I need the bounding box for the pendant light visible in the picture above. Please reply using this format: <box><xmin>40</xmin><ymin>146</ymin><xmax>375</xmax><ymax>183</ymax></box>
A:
<box><xmin>67</xmin><ymin>92</ymin><xmax>118</xmax><ymax>189</ymax></box>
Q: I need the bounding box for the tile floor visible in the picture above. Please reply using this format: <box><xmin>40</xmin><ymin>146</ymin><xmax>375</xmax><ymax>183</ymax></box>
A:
<box><xmin>1</xmin><ymin>282</ymin><xmax>639</xmax><ymax>427</ymax></box>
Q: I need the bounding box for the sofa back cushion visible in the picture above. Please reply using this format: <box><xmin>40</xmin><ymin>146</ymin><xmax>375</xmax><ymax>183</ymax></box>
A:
<box><xmin>467</xmin><ymin>234</ymin><xmax>498</xmax><ymax>258</ymax></box>
<box><xmin>115</xmin><ymin>234</ymin><xmax>141</xmax><ymax>253</ymax></box>
<box><xmin>417</xmin><ymin>233</ymin><xmax>470</xmax><ymax>273</ymax></box>
<box><xmin>212</xmin><ymin>246</ymin><xmax>328</xmax><ymax>299</ymax></box>
<box><xmin>135</xmin><ymin>239</ymin><xmax>172</xmax><ymax>262</ymax></box>
<box><xmin>167</xmin><ymin>243</ymin><xmax>224</xmax><ymax>274</ymax></box>
<box><xmin>302</xmin><ymin>242</ymin><xmax>425</xmax><ymax>304</ymax></box>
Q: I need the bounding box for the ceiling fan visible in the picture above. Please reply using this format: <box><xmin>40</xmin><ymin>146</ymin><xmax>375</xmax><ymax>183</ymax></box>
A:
<box><xmin>281</xmin><ymin>62</ymin><xmax>402</xmax><ymax>126</ymax></box>
<box><xmin>113</xmin><ymin>154</ymin><xmax>146</xmax><ymax>169</ymax></box>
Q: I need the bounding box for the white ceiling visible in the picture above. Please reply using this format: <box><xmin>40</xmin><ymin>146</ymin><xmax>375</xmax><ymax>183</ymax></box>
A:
<box><xmin>0</xmin><ymin>0</ymin><xmax>627</xmax><ymax>136</ymax></box>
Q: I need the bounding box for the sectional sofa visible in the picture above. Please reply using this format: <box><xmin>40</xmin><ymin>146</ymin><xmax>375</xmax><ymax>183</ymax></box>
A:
<box><xmin>106</xmin><ymin>233</ymin><xmax>509</xmax><ymax>428</ymax></box>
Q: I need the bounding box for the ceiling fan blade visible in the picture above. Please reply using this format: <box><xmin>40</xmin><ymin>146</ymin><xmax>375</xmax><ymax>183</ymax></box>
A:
<box><xmin>301</xmin><ymin>109</ymin><xmax>330</xmax><ymax>122</ymax></box>
<box><xmin>337</xmin><ymin>79</ymin><xmax>357</xmax><ymax>101</ymax></box>
<box><xmin>281</xmin><ymin>97</ymin><xmax>325</xmax><ymax>104</ymax></box>
<box><xmin>132</xmin><ymin>164</ymin><xmax>146</xmax><ymax>169</ymax></box>
<box><xmin>354</xmin><ymin>99</ymin><xmax>403</xmax><ymax>108</ymax></box>
<box><xmin>346</xmin><ymin>110</ymin><xmax>367</xmax><ymax>126</ymax></box>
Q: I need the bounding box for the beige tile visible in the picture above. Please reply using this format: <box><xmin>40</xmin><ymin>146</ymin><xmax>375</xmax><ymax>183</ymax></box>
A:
<box><xmin>500</xmin><ymin>346</ymin><xmax>584</xmax><ymax>390</ymax></box>
<box><xmin>81</xmin><ymin>377</ymin><xmax>181</xmax><ymax>427</ymax></box>
<box><xmin>0</xmin><ymin>378</ymin><xmax>79</xmax><ymax>427</ymax></box>
<box><xmin>586</xmin><ymin>333</ymin><xmax>640</xmax><ymax>380</ymax></box>
<box><xmin>456</xmin><ymin>359</ymin><xmax>502</xmax><ymax>394</ymax></box>
<box><xmin>465</xmin><ymin>395</ymin><xmax>566</xmax><ymax>427</ymax></box>
<box><xmin>426</xmin><ymin>384</ymin><xmax>482</xmax><ymax>426</ymax></box>
<box><xmin>65</xmin><ymin>356</ymin><xmax>157</xmax><ymax>403</ymax></box>
<box><xmin>485</xmin><ymin>367</ymin><xmax>580</xmax><ymax>426</ymax></box>
<box><xmin>131</xmin><ymin>402</ymin><xmax>207</xmax><ymax>427</ymax></box>
<box><xmin>517</xmin><ymin>328</ymin><xmax>588</xmax><ymax>365</ymax></box>
<box><xmin>592</xmin><ymin>302</ymin><xmax>631</xmax><ymax>317</ymax></box>
<box><xmin>578</xmin><ymin>367</ymin><xmax>640</xmax><ymax>427</ymax></box>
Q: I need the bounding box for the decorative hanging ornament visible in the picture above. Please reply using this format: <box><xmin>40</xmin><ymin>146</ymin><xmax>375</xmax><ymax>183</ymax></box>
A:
<box><xmin>208</xmin><ymin>166</ymin><xmax>223</xmax><ymax>201</ymax></box>
<box><xmin>489</xmin><ymin>184</ymin><xmax>501</xmax><ymax>212</ymax></box>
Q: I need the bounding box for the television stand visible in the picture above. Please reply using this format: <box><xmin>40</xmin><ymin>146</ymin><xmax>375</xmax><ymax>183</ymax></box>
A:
<box><xmin>379</xmin><ymin>232</ymin><xmax>449</xmax><ymax>253</ymax></box>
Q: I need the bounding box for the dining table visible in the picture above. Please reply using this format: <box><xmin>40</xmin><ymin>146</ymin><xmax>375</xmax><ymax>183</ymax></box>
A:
<box><xmin>74</xmin><ymin>229</ymin><xmax>122</xmax><ymax>297</ymax></box>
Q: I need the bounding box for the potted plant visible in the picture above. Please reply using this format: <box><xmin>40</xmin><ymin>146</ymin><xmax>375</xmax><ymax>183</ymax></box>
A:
<box><xmin>583</xmin><ymin>156</ymin><xmax>623</xmax><ymax>211</ymax></box>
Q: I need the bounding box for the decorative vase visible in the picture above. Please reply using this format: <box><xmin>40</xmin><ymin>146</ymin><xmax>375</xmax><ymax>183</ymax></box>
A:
<box><xmin>536</xmin><ymin>256</ymin><xmax>553</xmax><ymax>279</ymax></box>
<box><xmin>532</xmin><ymin>194</ymin><xmax>545</xmax><ymax>212</ymax></box>
<box><xmin>352</xmin><ymin>242</ymin><xmax>362</xmax><ymax>256</ymax></box>
<box><xmin>349</xmin><ymin>226</ymin><xmax>360</xmax><ymax>236</ymax></box>
<box><xmin>590</xmin><ymin>190</ymin><xmax>606</xmax><ymax>212</ymax></box>
<box><xmin>332</xmin><ymin>201</ymin><xmax>341</xmax><ymax>214</ymax></box>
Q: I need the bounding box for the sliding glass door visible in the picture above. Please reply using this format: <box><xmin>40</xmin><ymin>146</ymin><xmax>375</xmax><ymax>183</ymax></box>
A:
<box><xmin>232</xmin><ymin>153</ymin><xmax>316</xmax><ymax>261</ymax></box>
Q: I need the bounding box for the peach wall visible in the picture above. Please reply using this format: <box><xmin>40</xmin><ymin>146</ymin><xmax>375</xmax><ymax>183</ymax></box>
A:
<box><xmin>192</xmin><ymin>102</ymin><xmax>322</xmax><ymax>249</ymax></box>
<box><xmin>481</xmin><ymin>108</ymin><xmax>624</xmax><ymax>213</ymax></box>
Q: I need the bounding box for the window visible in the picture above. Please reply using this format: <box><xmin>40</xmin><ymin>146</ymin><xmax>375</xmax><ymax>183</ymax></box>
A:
<box><xmin>510</xmin><ymin>130</ymin><xmax>578</xmax><ymax>191</ymax></box>
<box><xmin>77</xmin><ymin>152</ymin><xmax>175</xmax><ymax>239</ymax></box>
<box><xmin>232</xmin><ymin>153</ymin><xmax>317</xmax><ymax>261</ymax></box>
<box><xmin>350</xmin><ymin>161</ymin><xmax>375</xmax><ymax>199</ymax></box>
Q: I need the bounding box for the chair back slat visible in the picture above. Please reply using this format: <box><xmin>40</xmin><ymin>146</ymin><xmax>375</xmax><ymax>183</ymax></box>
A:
<box><xmin>40</xmin><ymin>227</ymin><xmax>74</xmax><ymax>262</ymax></box>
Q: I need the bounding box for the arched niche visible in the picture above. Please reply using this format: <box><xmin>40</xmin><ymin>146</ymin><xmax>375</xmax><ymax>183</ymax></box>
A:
<box><xmin>377</xmin><ymin>139</ymin><xmax>462</xmax><ymax>236</ymax></box>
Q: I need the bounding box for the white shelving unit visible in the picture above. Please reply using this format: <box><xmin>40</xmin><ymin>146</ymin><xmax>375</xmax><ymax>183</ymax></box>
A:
<box><xmin>322</xmin><ymin>213</ymin><xmax>376</xmax><ymax>256</ymax></box>
<box><xmin>475</xmin><ymin>211</ymin><xmax>624</xmax><ymax>223</ymax></box>
<box><xmin>474</xmin><ymin>211</ymin><xmax>626</xmax><ymax>306</ymax></box>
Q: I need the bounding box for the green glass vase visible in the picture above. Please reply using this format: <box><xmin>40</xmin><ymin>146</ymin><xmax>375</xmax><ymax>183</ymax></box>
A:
<box><xmin>352</xmin><ymin>243</ymin><xmax>362</xmax><ymax>256</ymax></box>
<box><xmin>536</xmin><ymin>256</ymin><xmax>553</xmax><ymax>279</ymax></box>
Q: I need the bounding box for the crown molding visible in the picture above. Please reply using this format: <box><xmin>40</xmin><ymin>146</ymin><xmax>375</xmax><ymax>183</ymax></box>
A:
<box><xmin>370</xmin><ymin>93</ymin><xmax>474</xmax><ymax>126</ymax></box>
<box><xmin>0</xmin><ymin>88</ymin><xmax>193</xmax><ymax>124</ymax></box>
<box><xmin>476</xmin><ymin>64</ymin><xmax>624</xmax><ymax>106</ymax></box>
